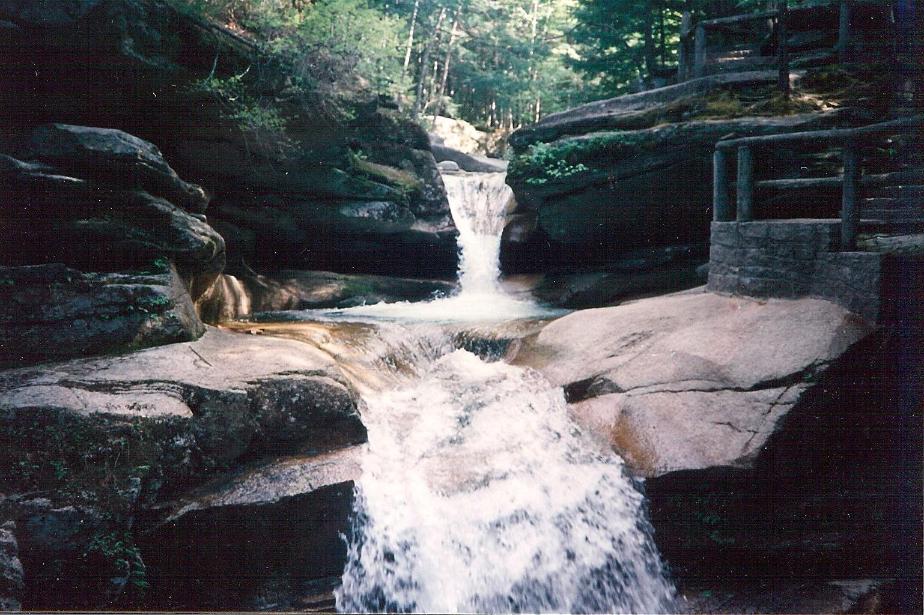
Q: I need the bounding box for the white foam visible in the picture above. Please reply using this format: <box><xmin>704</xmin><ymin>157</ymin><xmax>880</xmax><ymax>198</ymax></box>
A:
<box><xmin>336</xmin><ymin>349</ymin><xmax>676</xmax><ymax>613</ymax></box>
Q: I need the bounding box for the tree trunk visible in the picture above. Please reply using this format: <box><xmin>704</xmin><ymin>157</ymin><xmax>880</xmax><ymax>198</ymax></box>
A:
<box><xmin>642</xmin><ymin>0</ymin><xmax>657</xmax><ymax>87</ymax></box>
<box><xmin>412</xmin><ymin>6</ymin><xmax>446</xmax><ymax>118</ymax></box>
<box><xmin>434</xmin><ymin>6</ymin><xmax>462</xmax><ymax>118</ymax></box>
<box><xmin>402</xmin><ymin>0</ymin><xmax>421</xmax><ymax>74</ymax></box>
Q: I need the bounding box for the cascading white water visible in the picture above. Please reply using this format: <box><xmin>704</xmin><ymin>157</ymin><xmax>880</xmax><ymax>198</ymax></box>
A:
<box><xmin>444</xmin><ymin>172</ymin><xmax>509</xmax><ymax>295</ymax></box>
<box><xmin>331</xmin><ymin>171</ymin><xmax>676</xmax><ymax>613</ymax></box>
<box><xmin>321</xmin><ymin>172</ymin><xmax>555</xmax><ymax>323</ymax></box>
<box><xmin>336</xmin><ymin>347</ymin><xmax>676</xmax><ymax>613</ymax></box>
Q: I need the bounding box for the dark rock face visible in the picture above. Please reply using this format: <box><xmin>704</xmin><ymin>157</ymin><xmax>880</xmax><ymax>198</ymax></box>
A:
<box><xmin>504</xmin><ymin>113</ymin><xmax>848</xmax><ymax>273</ymax></box>
<box><xmin>27</xmin><ymin>123</ymin><xmax>209</xmax><ymax>213</ymax></box>
<box><xmin>140</xmin><ymin>448</ymin><xmax>360</xmax><ymax>610</ymax></box>
<box><xmin>0</xmin><ymin>125</ymin><xmax>225</xmax><ymax>279</ymax></box>
<box><xmin>647</xmin><ymin>328</ymin><xmax>923</xmax><ymax>599</ymax></box>
<box><xmin>212</xmin><ymin>193</ymin><xmax>458</xmax><ymax>278</ymax></box>
<box><xmin>0</xmin><ymin>0</ymin><xmax>456</xmax><ymax>279</ymax></box>
<box><xmin>0</xmin><ymin>519</ymin><xmax>23</xmax><ymax>611</ymax></box>
<box><xmin>0</xmin><ymin>264</ymin><xmax>204</xmax><ymax>365</ymax></box>
<box><xmin>513</xmin><ymin>245</ymin><xmax>707</xmax><ymax>308</ymax></box>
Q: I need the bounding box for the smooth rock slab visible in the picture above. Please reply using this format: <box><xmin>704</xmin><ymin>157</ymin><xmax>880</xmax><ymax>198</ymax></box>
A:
<box><xmin>0</xmin><ymin>328</ymin><xmax>366</xmax><ymax>609</ymax></box>
<box><xmin>0</xmin><ymin>327</ymin><xmax>366</xmax><ymax>464</ymax></box>
<box><xmin>512</xmin><ymin>290</ymin><xmax>873</xmax><ymax>477</ymax></box>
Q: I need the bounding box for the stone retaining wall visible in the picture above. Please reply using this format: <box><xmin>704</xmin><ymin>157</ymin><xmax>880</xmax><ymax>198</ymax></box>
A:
<box><xmin>707</xmin><ymin>220</ymin><xmax>883</xmax><ymax>322</ymax></box>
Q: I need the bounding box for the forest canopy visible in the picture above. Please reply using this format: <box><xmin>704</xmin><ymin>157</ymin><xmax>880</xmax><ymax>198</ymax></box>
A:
<box><xmin>170</xmin><ymin>0</ymin><xmax>803</xmax><ymax>130</ymax></box>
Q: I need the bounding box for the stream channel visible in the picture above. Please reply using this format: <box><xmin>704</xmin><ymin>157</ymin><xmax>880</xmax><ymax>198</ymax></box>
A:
<box><xmin>255</xmin><ymin>172</ymin><xmax>677</xmax><ymax>613</ymax></box>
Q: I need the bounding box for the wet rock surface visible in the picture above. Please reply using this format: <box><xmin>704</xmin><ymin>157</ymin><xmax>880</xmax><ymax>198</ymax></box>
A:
<box><xmin>197</xmin><ymin>269</ymin><xmax>456</xmax><ymax>322</ymax></box>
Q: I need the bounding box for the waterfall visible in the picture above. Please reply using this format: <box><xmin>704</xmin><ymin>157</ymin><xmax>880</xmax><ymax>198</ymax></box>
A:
<box><xmin>442</xmin><ymin>172</ymin><xmax>510</xmax><ymax>296</ymax></box>
<box><xmin>321</xmin><ymin>172</ymin><xmax>554</xmax><ymax>323</ymax></box>
<box><xmin>329</xmin><ymin>171</ymin><xmax>676</xmax><ymax>613</ymax></box>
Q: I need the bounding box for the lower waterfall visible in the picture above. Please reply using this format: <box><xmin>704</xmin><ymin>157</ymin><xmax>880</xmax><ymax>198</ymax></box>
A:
<box><xmin>327</xmin><ymin>172</ymin><xmax>676</xmax><ymax>613</ymax></box>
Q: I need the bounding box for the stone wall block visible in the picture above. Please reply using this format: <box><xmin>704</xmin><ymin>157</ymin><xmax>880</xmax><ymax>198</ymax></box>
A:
<box><xmin>708</xmin><ymin>220</ymin><xmax>884</xmax><ymax>322</ymax></box>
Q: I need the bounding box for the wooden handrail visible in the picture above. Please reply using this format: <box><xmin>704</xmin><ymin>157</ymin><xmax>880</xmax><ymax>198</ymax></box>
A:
<box><xmin>699</xmin><ymin>10</ymin><xmax>779</xmax><ymax>29</ymax></box>
<box><xmin>712</xmin><ymin>116</ymin><xmax>924</xmax><ymax>249</ymax></box>
<box><xmin>715</xmin><ymin>116</ymin><xmax>923</xmax><ymax>151</ymax></box>
<box><xmin>687</xmin><ymin>0</ymin><xmax>869</xmax><ymax>85</ymax></box>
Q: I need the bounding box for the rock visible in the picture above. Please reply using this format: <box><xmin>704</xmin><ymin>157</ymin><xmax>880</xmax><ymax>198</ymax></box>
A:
<box><xmin>140</xmin><ymin>448</ymin><xmax>360</xmax><ymax>609</ymax></box>
<box><xmin>0</xmin><ymin>149</ymin><xmax>226</xmax><ymax>278</ymax></box>
<box><xmin>428</xmin><ymin>115</ymin><xmax>489</xmax><ymax>155</ymax></box>
<box><xmin>212</xmin><ymin>196</ymin><xmax>458</xmax><ymax>278</ymax></box>
<box><xmin>358</xmin><ymin>145</ymin><xmax>450</xmax><ymax>220</ymax></box>
<box><xmin>431</xmin><ymin>143</ymin><xmax>507</xmax><ymax>173</ymax></box>
<box><xmin>677</xmin><ymin>578</ymin><xmax>900</xmax><ymax>614</ymax></box>
<box><xmin>513</xmin><ymin>290</ymin><xmax>922</xmax><ymax>588</ymax></box>
<box><xmin>0</xmin><ymin>0</ymin><xmax>454</xmax><ymax>279</ymax></box>
<box><xmin>2</xmin><ymin>496</ymin><xmax>111</xmax><ymax>610</ymax></box>
<box><xmin>512</xmin><ymin>291</ymin><xmax>873</xmax><ymax>476</ymax></box>
<box><xmin>26</xmin><ymin>124</ymin><xmax>209</xmax><ymax>213</ymax></box>
<box><xmin>437</xmin><ymin>160</ymin><xmax>461</xmax><ymax>173</ymax></box>
<box><xmin>197</xmin><ymin>270</ymin><xmax>456</xmax><ymax>322</ymax></box>
<box><xmin>508</xmin><ymin>245</ymin><xmax>707</xmax><ymax>308</ymax></box>
<box><xmin>509</xmin><ymin>71</ymin><xmax>784</xmax><ymax>149</ymax></box>
<box><xmin>0</xmin><ymin>327</ymin><xmax>367</xmax><ymax>609</ymax></box>
<box><xmin>504</xmin><ymin>112</ymin><xmax>851</xmax><ymax>271</ymax></box>
<box><xmin>0</xmin><ymin>264</ymin><xmax>204</xmax><ymax>366</ymax></box>
<box><xmin>0</xmin><ymin>327</ymin><xmax>365</xmax><ymax>487</ymax></box>
<box><xmin>0</xmin><ymin>519</ymin><xmax>23</xmax><ymax>611</ymax></box>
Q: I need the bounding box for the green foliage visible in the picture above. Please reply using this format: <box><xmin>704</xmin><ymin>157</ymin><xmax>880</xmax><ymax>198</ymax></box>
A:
<box><xmin>85</xmin><ymin>530</ymin><xmax>149</xmax><ymax>593</ymax></box>
<box><xmin>191</xmin><ymin>72</ymin><xmax>287</xmax><ymax>132</ymax></box>
<box><xmin>569</xmin><ymin>0</ymin><xmax>683</xmax><ymax>98</ymax></box>
<box><xmin>264</xmin><ymin>0</ymin><xmax>410</xmax><ymax>98</ymax></box>
<box><xmin>513</xmin><ymin>142</ymin><xmax>591</xmax><ymax>185</ymax></box>
<box><xmin>510</xmin><ymin>131</ymin><xmax>650</xmax><ymax>180</ymax></box>
<box><xmin>150</xmin><ymin>257</ymin><xmax>171</xmax><ymax>274</ymax></box>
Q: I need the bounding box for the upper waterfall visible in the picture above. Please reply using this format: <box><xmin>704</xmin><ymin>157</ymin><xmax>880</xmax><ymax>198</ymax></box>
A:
<box><xmin>312</xmin><ymin>171</ymin><xmax>559</xmax><ymax>323</ymax></box>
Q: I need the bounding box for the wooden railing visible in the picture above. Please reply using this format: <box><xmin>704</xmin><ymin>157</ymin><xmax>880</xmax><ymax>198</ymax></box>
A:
<box><xmin>712</xmin><ymin>116</ymin><xmax>923</xmax><ymax>250</ymax></box>
<box><xmin>678</xmin><ymin>0</ymin><xmax>856</xmax><ymax>88</ymax></box>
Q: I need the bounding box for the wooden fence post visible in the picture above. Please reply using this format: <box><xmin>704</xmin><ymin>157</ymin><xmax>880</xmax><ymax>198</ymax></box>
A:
<box><xmin>777</xmin><ymin>0</ymin><xmax>790</xmax><ymax>98</ymax></box>
<box><xmin>713</xmin><ymin>149</ymin><xmax>732</xmax><ymax>221</ymax></box>
<box><xmin>694</xmin><ymin>23</ymin><xmax>706</xmax><ymax>79</ymax></box>
<box><xmin>841</xmin><ymin>143</ymin><xmax>860</xmax><ymax>249</ymax></box>
<box><xmin>737</xmin><ymin>146</ymin><xmax>754</xmax><ymax>222</ymax></box>
<box><xmin>838</xmin><ymin>0</ymin><xmax>851</xmax><ymax>64</ymax></box>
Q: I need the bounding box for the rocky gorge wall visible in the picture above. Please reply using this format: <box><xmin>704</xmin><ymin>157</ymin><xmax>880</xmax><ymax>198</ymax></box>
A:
<box><xmin>0</xmin><ymin>0</ymin><xmax>458</xmax><ymax>284</ymax></box>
